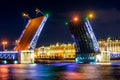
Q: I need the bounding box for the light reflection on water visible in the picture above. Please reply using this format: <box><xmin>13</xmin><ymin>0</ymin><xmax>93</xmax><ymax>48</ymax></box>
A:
<box><xmin>0</xmin><ymin>63</ymin><xmax>120</xmax><ymax>80</ymax></box>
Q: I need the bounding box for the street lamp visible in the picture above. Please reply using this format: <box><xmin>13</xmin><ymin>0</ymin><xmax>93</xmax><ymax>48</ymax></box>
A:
<box><xmin>35</xmin><ymin>8</ymin><xmax>40</xmax><ymax>14</ymax></box>
<box><xmin>35</xmin><ymin>8</ymin><xmax>44</xmax><ymax>15</ymax></box>
<box><xmin>15</xmin><ymin>40</ymin><xmax>19</xmax><ymax>45</ymax></box>
<box><xmin>72</xmin><ymin>16</ymin><xmax>80</xmax><ymax>24</ymax></box>
<box><xmin>74</xmin><ymin>17</ymin><xmax>78</xmax><ymax>21</ymax></box>
<box><xmin>22</xmin><ymin>12</ymin><xmax>31</xmax><ymax>19</ymax></box>
<box><xmin>88</xmin><ymin>13</ymin><xmax>93</xmax><ymax>18</ymax></box>
<box><xmin>2</xmin><ymin>41</ymin><xmax>8</xmax><ymax>51</ymax></box>
<box><xmin>87</xmin><ymin>12</ymin><xmax>95</xmax><ymax>19</ymax></box>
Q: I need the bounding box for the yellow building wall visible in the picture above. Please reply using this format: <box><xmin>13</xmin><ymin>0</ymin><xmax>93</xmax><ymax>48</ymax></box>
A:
<box><xmin>34</xmin><ymin>43</ymin><xmax>76</xmax><ymax>60</ymax></box>
<box><xmin>98</xmin><ymin>40</ymin><xmax>120</xmax><ymax>52</ymax></box>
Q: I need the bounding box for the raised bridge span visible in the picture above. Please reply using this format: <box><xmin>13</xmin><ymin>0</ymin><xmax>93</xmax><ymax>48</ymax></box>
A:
<box><xmin>14</xmin><ymin>16</ymin><xmax>48</xmax><ymax>51</ymax></box>
<box><xmin>0</xmin><ymin>16</ymin><xmax>48</xmax><ymax>64</ymax></box>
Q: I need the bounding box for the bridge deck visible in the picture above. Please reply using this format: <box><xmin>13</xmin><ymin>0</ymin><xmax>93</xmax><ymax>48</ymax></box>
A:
<box><xmin>14</xmin><ymin>16</ymin><xmax>45</xmax><ymax>51</ymax></box>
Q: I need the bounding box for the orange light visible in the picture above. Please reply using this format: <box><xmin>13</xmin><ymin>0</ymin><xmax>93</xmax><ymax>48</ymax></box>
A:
<box><xmin>15</xmin><ymin>40</ymin><xmax>19</xmax><ymax>45</ymax></box>
<box><xmin>2</xmin><ymin>41</ymin><xmax>8</xmax><ymax>45</ymax></box>
<box><xmin>89</xmin><ymin>13</ymin><xmax>93</xmax><ymax>18</ymax></box>
<box><xmin>22</xmin><ymin>13</ymin><xmax>30</xmax><ymax>19</ymax></box>
<box><xmin>2</xmin><ymin>41</ymin><xmax>8</xmax><ymax>51</ymax></box>
<box><xmin>22</xmin><ymin>13</ymin><xmax>27</xmax><ymax>17</ymax></box>
<box><xmin>74</xmin><ymin>17</ymin><xmax>78</xmax><ymax>21</ymax></box>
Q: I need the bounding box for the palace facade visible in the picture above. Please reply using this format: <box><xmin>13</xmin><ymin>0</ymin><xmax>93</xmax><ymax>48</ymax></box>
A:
<box><xmin>98</xmin><ymin>38</ymin><xmax>120</xmax><ymax>52</ymax></box>
<box><xmin>34</xmin><ymin>43</ymin><xmax>76</xmax><ymax>60</ymax></box>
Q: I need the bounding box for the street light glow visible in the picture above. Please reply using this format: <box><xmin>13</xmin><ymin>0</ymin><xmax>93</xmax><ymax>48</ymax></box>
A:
<box><xmin>23</xmin><ymin>13</ymin><xmax>28</xmax><ymax>17</ymax></box>
<box><xmin>2</xmin><ymin>41</ymin><xmax>8</xmax><ymax>51</ymax></box>
<box><xmin>22</xmin><ymin>12</ymin><xmax>30</xmax><ymax>19</ymax></box>
<box><xmin>15</xmin><ymin>40</ymin><xmax>19</xmax><ymax>45</ymax></box>
<box><xmin>2</xmin><ymin>41</ymin><xmax>8</xmax><ymax>45</ymax></box>
<box><xmin>89</xmin><ymin>13</ymin><xmax>93</xmax><ymax>18</ymax></box>
<box><xmin>87</xmin><ymin>12</ymin><xmax>95</xmax><ymax>19</ymax></box>
<box><xmin>35</xmin><ymin>8</ymin><xmax>40</xmax><ymax>14</ymax></box>
<box><xmin>74</xmin><ymin>17</ymin><xmax>78</xmax><ymax>21</ymax></box>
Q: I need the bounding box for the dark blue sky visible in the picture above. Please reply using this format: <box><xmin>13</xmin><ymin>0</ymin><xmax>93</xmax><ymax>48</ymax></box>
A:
<box><xmin>0</xmin><ymin>0</ymin><xmax>120</xmax><ymax>50</ymax></box>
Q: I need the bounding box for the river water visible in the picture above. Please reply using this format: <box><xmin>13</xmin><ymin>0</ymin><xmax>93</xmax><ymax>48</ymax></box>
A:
<box><xmin>0</xmin><ymin>62</ymin><xmax>120</xmax><ymax>80</ymax></box>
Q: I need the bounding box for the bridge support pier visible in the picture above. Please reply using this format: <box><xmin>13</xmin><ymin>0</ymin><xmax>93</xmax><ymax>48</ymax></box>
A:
<box><xmin>100</xmin><ymin>51</ymin><xmax>110</xmax><ymax>63</ymax></box>
<box><xmin>19</xmin><ymin>50</ymin><xmax>34</xmax><ymax>64</ymax></box>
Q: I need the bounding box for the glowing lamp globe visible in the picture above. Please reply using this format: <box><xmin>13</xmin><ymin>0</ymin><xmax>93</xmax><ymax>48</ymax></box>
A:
<box><xmin>88</xmin><ymin>13</ymin><xmax>94</xmax><ymax>19</ymax></box>
<box><xmin>74</xmin><ymin>17</ymin><xmax>78</xmax><ymax>21</ymax></box>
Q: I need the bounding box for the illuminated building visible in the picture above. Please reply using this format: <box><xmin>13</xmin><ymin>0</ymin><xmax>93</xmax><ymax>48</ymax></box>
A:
<box><xmin>68</xmin><ymin>17</ymin><xmax>100</xmax><ymax>63</ymax></box>
<box><xmin>34</xmin><ymin>43</ymin><xmax>76</xmax><ymax>60</ymax></box>
<box><xmin>98</xmin><ymin>38</ymin><xmax>120</xmax><ymax>52</ymax></box>
<box><xmin>98</xmin><ymin>38</ymin><xmax>120</xmax><ymax>60</ymax></box>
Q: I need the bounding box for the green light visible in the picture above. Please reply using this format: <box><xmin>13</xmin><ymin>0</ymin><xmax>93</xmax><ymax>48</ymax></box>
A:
<box><xmin>84</xmin><ymin>17</ymin><xmax>89</xmax><ymax>21</ymax></box>
<box><xmin>65</xmin><ymin>21</ymin><xmax>68</xmax><ymax>26</ymax></box>
<box><xmin>45</xmin><ymin>13</ymin><xmax>49</xmax><ymax>17</ymax></box>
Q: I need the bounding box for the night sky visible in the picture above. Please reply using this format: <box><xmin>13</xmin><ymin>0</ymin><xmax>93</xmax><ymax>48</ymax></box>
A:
<box><xmin>0</xmin><ymin>0</ymin><xmax>120</xmax><ymax>50</ymax></box>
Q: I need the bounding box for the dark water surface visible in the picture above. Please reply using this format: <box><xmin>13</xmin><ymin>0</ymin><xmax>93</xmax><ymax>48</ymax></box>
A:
<box><xmin>0</xmin><ymin>62</ymin><xmax>120</xmax><ymax>80</ymax></box>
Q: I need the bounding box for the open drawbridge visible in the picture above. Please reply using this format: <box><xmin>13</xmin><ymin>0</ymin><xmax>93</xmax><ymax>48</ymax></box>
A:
<box><xmin>14</xmin><ymin>16</ymin><xmax>48</xmax><ymax>51</ymax></box>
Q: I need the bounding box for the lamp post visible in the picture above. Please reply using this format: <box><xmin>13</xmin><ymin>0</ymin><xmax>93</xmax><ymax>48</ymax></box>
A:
<box><xmin>2</xmin><ymin>41</ymin><xmax>8</xmax><ymax>51</ymax></box>
<box><xmin>15</xmin><ymin>40</ymin><xmax>19</xmax><ymax>45</ymax></box>
<box><xmin>22</xmin><ymin>13</ymin><xmax>31</xmax><ymax>19</ymax></box>
<box><xmin>35</xmin><ymin>8</ymin><xmax>40</xmax><ymax>14</ymax></box>
<box><xmin>36</xmin><ymin>8</ymin><xmax>44</xmax><ymax>15</ymax></box>
<box><xmin>35</xmin><ymin>8</ymin><xmax>45</xmax><ymax>17</ymax></box>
